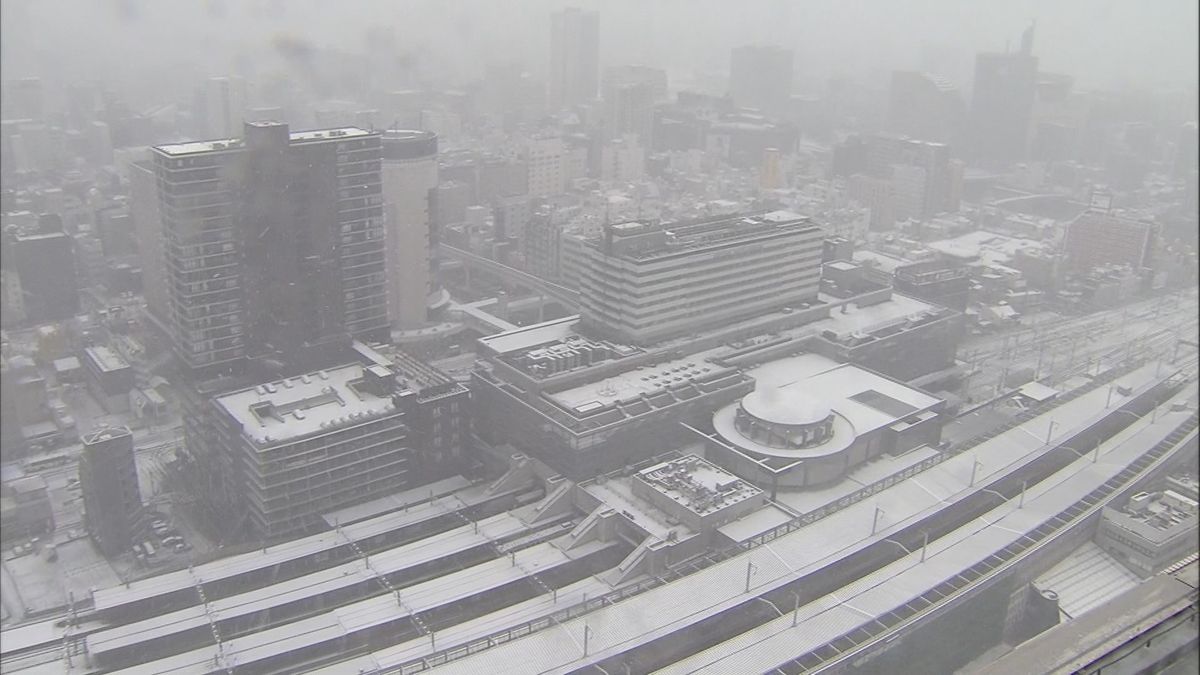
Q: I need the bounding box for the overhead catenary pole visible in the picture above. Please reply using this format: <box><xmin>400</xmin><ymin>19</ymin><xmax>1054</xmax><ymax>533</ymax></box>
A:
<box><xmin>745</xmin><ymin>560</ymin><xmax>758</xmax><ymax>593</ymax></box>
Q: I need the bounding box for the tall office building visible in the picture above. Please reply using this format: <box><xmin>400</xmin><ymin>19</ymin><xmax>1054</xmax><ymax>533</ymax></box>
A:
<box><xmin>1063</xmin><ymin>210</ymin><xmax>1160</xmax><ymax>273</ymax></box>
<box><xmin>603</xmin><ymin>81</ymin><xmax>657</xmax><ymax>145</ymax></box>
<box><xmin>79</xmin><ymin>427</ymin><xmax>145</xmax><ymax>557</ymax></box>
<box><xmin>203</xmin><ymin>76</ymin><xmax>248</xmax><ymax>139</ymax></box>
<box><xmin>549</xmin><ymin>7</ymin><xmax>600</xmax><ymax>109</ymax></box>
<box><xmin>526</xmin><ymin>135</ymin><xmax>568</xmax><ymax>196</ymax></box>
<box><xmin>381</xmin><ymin>130</ymin><xmax>439</xmax><ymax>330</ymax></box>
<box><xmin>968</xmin><ymin>23</ymin><xmax>1038</xmax><ymax>163</ymax></box>
<box><xmin>729</xmin><ymin>45</ymin><xmax>794</xmax><ymax>117</ymax></box>
<box><xmin>603</xmin><ymin>65</ymin><xmax>668</xmax><ymax>144</ymax></box>
<box><xmin>129</xmin><ymin>160</ymin><xmax>169</xmax><ymax>326</ymax></box>
<box><xmin>152</xmin><ymin>122</ymin><xmax>388</xmax><ymax>374</ymax></box>
<box><xmin>578</xmin><ymin>211</ymin><xmax>824</xmax><ymax>345</ymax></box>
<box><xmin>1</xmin><ymin>227</ymin><xmax>78</xmax><ymax>325</ymax></box>
<box><xmin>866</xmin><ymin>134</ymin><xmax>958</xmax><ymax>219</ymax></box>
<box><xmin>887</xmin><ymin>71</ymin><xmax>965</xmax><ymax>144</ymax></box>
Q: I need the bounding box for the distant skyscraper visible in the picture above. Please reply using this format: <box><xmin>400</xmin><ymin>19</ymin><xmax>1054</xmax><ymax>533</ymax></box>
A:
<box><xmin>152</xmin><ymin>122</ymin><xmax>388</xmax><ymax>373</ymax></box>
<box><xmin>549</xmin><ymin>8</ymin><xmax>600</xmax><ymax>109</ymax></box>
<box><xmin>203</xmin><ymin>76</ymin><xmax>247</xmax><ymax>139</ymax></box>
<box><xmin>887</xmin><ymin>71</ymin><xmax>965</xmax><ymax>144</ymax></box>
<box><xmin>729</xmin><ymin>45</ymin><xmax>794</xmax><ymax>117</ymax></box>
<box><xmin>381</xmin><ymin>130</ymin><xmax>439</xmax><ymax>330</ymax></box>
<box><xmin>603</xmin><ymin>65</ymin><xmax>668</xmax><ymax>144</ymax></box>
<box><xmin>79</xmin><ymin>427</ymin><xmax>144</xmax><ymax>557</ymax></box>
<box><xmin>1</xmin><ymin>228</ymin><xmax>78</xmax><ymax>324</ymax></box>
<box><xmin>865</xmin><ymin>134</ymin><xmax>958</xmax><ymax>219</ymax></box>
<box><xmin>968</xmin><ymin>23</ymin><xmax>1038</xmax><ymax>163</ymax></box>
<box><xmin>604</xmin><ymin>81</ymin><xmax>656</xmax><ymax>145</ymax></box>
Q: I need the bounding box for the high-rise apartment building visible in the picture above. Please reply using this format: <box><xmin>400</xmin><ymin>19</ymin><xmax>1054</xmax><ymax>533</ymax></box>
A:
<box><xmin>381</xmin><ymin>130</ymin><xmax>439</xmax><ymax>330</ymax></box>
<box><xmin>79</xmin><ymin>427</ymin><xmax>145</xmax><ymax>557</ymax></box>
<box><xmin>152</xmin><ymin>122</ymin><xmax>388</xmax><ymax>374</ymax></box>
<box><xmin>968</xmin><ymin>23</ymin><xmax>1038</xmax><ymax>163</ymax></box>
<box><xmin>549</xmin><ymin>8</ymin><xmax>600</xmax><ymax>109</ymax></box>
<box><xmin>729</xmin><ymin>45</ymin><xmax>794</xmax><ymax>117</ymax></box>
<box><xmin>129</xmin><ymin>160</ymin><xmax>169</xmax><ymax>326</ymax></box>
<box><xmin>578</xmin><ymin>211</ymin><xmax>824</xmax><ymax>345</ymax></box>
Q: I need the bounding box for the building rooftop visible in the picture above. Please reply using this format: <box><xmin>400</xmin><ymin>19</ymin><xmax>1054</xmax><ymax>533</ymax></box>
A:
<box><xmin>155</xmin><ymin>127</ymin><xmax>374</xmax><ymax>156</ymax></box>
<box><xmin>926</xmin><ymin>230</ymin><xmax>1051</xmax><ymax>265</ymax></box>
<box><xmin>594</xmin><ymin>210</ymin><xmax>817</xmax><ymax>263</ymax></box>
<box><xmin>84</xmin><ymin>345</ymin><xmax>130</xmax><ymax>373</ymax></box>
<box><xmin>52</xmin><ymin>356</ymin><xmax>81</xmax><ymax>372</ymax></box>
<box><xmin>1103</xmin><ymin>489</ymin><xmax>1198</xmax><ymax>540</ymax></box>
<box><xmin>548</xmin><ymin>351</ymin><xmax>734</xmax><ymax>412</ymax></box>
<box><xmin>741</xmin><ymin>386</ymin><xmax>831</xmax><ymax>426</ymax></box>
<box><xmin>477</xmin><ymin>316</ymin><xmax>580</xmax><ymax>356</ymax></box>
<box><xmin>852</xmin><ymin>249</ymin><xmax>913</xmax><ymax>273</ymax></box>
<box><xmin>82</xmin><ymin>426</ymin><xmax>132</xmax><ymax>447</ymax></box>
<box><xmin>713</xmin><ymin>353</ymin><xmax>942</xmax><ymax>462</ymax></box>
<box><xmin>974</xmin><ymin>561</ymin><xmax>1198</xmax><ymax>675</ymax></box>
<box><xmin>636</xmin><ymin>455</ymin><xmax>762</xmax><ymax>518</ymax></box>
<box><xmin>212</xmin><ymin>362</ymin><xmax>405</xmax><ymax>446</ymax></box>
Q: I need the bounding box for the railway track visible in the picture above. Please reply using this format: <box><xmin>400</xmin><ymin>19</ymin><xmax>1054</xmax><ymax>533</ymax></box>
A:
<box><xmin>580</xmin><ymin>381</ymin><xmax>1196</xmax><ymax>673</ymax></box>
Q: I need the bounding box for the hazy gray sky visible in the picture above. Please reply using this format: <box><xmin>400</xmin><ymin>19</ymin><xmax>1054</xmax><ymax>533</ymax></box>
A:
<box><xmin>2</xmin><ymin>0</ymin><xmax>1196</xmax><ymax>103</ymax></box>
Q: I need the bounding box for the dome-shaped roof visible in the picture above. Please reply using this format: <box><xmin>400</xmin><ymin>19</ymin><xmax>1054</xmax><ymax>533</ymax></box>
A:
<box><xmin>740</xmin><ymin>386</ymin><xmax>832</xmax><ymax>426</ymax></box>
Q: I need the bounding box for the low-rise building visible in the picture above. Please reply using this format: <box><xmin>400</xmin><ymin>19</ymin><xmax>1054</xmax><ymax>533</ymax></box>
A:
<box><xmin>704</xmin><ymin>353</ymin><xmax>945</xmax><ymax>493</ymax></box>
<box><xmin>0</xmin><ymin>473</ymin><xmax>54</xmax><ymax>542</ymax></box>
<box><xmin>191</xmin><ymin>342</ymin><xmax>469</xmax><ymax>541</ymax></box>
<box><xmin>1096</xmin><ymin>482</ymin><xmax>1198</xmax><ymax>578</ymax></box>
<box><xmin>83</xmin><ymin>345</ymin><xmax>134</xmax><ymax>413</ymax></box>
<box><xmin>631</xmin><ymin>455</ymin><xmax>765</xmax><ymax>531</ymax></box>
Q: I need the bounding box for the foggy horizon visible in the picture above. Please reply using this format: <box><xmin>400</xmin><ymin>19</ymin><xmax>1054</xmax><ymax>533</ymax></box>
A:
<box><xmin>3</xmin><ymin>0</ymin><xmax>1198</xmax><ymax>106</ymax></box>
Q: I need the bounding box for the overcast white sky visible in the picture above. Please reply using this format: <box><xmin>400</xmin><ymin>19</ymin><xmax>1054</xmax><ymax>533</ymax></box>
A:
<box><xmin>2</xmin><ymin>0</ymin><xmax>1196</xmax><ymax>105</ymax></box>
